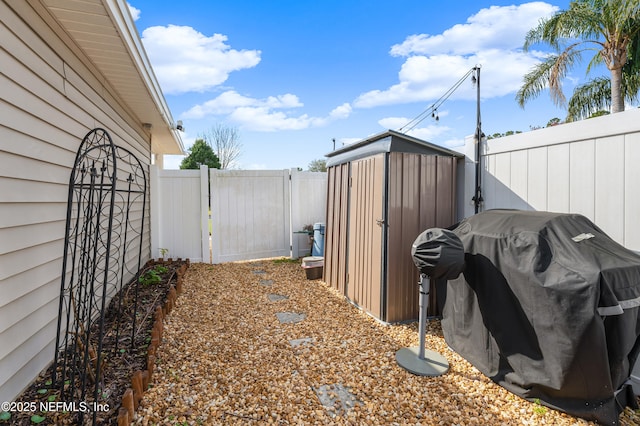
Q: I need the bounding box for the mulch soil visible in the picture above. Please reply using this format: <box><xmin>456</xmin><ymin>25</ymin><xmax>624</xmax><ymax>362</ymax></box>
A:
<box><xmin>1</xmin><ymin>259</ymin><xmax>186</xmax><ymax>426</ymax></box>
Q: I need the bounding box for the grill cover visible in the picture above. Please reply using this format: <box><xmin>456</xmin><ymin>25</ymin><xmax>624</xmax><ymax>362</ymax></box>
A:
<box><xmin>412</xmin><ymin>228</ymin><xmax>465</xmax><ymax>280</ymax></box>
<box><xmin>444</xmin><ymin>210</ymin><xmax>640</xmax><ymax>425</ymax></box>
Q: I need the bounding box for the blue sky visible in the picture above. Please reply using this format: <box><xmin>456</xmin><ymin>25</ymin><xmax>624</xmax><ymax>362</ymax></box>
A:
<box><xmin>127</xmin><ymin>0</ymin><xmax>589</xmax><ymax>170</ymax></box>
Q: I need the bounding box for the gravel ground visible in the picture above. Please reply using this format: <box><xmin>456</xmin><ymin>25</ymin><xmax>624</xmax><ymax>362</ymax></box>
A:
<box><xmin>134</xmin><ymin>260</ymin><xmax>640</xmax><ymax>425</ymax></box>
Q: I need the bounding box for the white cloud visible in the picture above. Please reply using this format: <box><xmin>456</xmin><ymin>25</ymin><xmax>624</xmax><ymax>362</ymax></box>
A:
<box><xmin>390</xmin><ymin>3</ymin><xmax>557</xmax><ymax>57</ymax></box>
<box><xmin>329</xmin><ymin>103</ymin><xmax>352</xmax><ymax>120</ymax></box>
<box><xmin>230</xmin><ymin>107</ymin><xmax>315</xmax><ymax>131</ymax></box>
<box><xmin>354</xmin><ymin>2</ymin><xmax>559</xmax><ymax>108</ymax></box>
<box><xmin>182</xmin><ymin>91</ymin><xmax>352</xmax><ymax>132</ymax></box>
<box><xmin>442</xmin><ymin>138</ymin><xmax>466</xmax><ymax>148</ymax></box>
<box><xmin>182</xmin><ymin>91</ymin><xmax>299</xmax><ymax>118</ymax></box>
<box><xmin>127</xmin><ymin>3</ymin><xmax>140</xmax><ymax>21</ymax></box>
<box><xmin>141</xmin><ymin>25</ymin><xmax>261</xmax><ymax>94</ymax></box>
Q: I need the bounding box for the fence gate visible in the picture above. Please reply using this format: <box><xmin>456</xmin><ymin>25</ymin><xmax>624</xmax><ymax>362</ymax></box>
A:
<box><xmin>210</xmin><ymin>169</ymin><xmax>291</xmax><ymax>263</ymax></box>
<box><xmin>53</xmin><ymin>128</ymin><xmax>147</xmax><ymax>425</ymax></box>
<box><xmin>151</xmin><ymin>167</ymin><xmax>327</xmax><ymax>264</ymax></box>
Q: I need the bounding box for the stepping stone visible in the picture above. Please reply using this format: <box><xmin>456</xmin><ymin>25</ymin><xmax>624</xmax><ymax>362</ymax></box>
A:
<box><xmin>252</xmin><ymin>270</ymin><xmax>266</xmax><ymax>275</ymax></box>
<box><xmin>250</xmin><ymin>262</ymin><xmax>264</xmax><ymax>267</ymax></box>
<box><xmin>314</xmin><ymin>383</ymin><xmax>359</xmax><ymax>417</ymax></box>
<box><xmin>289</xmin><ymin>337</ymin><xmax>315</xmax><ymax>347</ymax></box>
<box><xmin>267</xmin><ymin>293</ymin><xmax>288</xmax><ymax>302</ymax></box>
<box><xmin>276</xmin><ymin>312</ymin><xmax>306</xmax><ymax>324</ymax></box>
<box><xmin>260</xmin><ymin>279</ymin><xmax>274</xmax><ymax>286</ymax></box>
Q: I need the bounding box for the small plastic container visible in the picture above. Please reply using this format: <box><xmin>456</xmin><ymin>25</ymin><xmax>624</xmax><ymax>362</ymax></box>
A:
<box><xmin>312</xmin><ymin>223</ymin><xmax>325</xmax><ymax>256</ymax></box>
<box><xmin>302</xmin><ymin>256</ymin><xmax>324</xmax><ymax>280</ymax></box>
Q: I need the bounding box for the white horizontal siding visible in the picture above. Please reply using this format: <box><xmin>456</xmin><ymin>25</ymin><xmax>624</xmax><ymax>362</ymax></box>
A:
<box><xmin>0</xmin><ymin>0</ymin><xmax>152</xmax><ymax>403</ymax></box>
<box><xmin>0</xmin><ymin>321</ymin><xmax>57</xmax><ymax>405</ymax></box>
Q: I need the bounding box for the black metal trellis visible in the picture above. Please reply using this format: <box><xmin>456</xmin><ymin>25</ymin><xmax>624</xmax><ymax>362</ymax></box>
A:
<box><xmin>53</xmin><ymin>128</ymin><xmax>147</xmax><ymax>424</ymax></box>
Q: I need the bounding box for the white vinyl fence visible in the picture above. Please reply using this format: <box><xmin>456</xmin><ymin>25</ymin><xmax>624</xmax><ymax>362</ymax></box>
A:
<box><xmin>150</xmin><ymin>166</ymin><xmax>209</xmax><ymax>262</ymax></box>
<box><xmin>151</xmin><ymin>166</ymin><xmax>327</xmax><ymax>263</ymax></box>
<box><xmin>462</xmin><ymin>107</ymin><xmax>640</xmax><ymax>252</ymax></box>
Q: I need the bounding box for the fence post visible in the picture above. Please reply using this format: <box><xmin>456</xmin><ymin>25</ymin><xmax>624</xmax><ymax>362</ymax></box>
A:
<box><xmin>462</xmin><ymin>135</ymin><xmax>478</xmax><ymax>220</ymax></box>
<box><xmin>150</xmin><ymin>164</ymin><xmax>160</xmax><ymax>261</ymax></box>
<box><xmin>282</xmin><ymin>169</ymin><xmax>292</xmax><ymax>259</ymax></box>
<box><xmin>289</xmin><ymin>168</ymin><xmax>296</xmax><ymax>259</ymax></box>
<box><xmin>200</xmin><ymin>165</ymin><xmax>210</xmax><ymax>263</ymax></box>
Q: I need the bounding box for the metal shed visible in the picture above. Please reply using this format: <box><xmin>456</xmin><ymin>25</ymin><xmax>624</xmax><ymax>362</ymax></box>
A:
<box><xmin>324</xmin><ymin>130</ymin><xmax>463</xmax><ymax>323</ymax></box>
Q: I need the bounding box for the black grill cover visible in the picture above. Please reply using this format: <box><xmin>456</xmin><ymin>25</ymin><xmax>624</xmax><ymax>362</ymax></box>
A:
<box><xmin>444</xmin><ymin>210</ymin><xmax>640</xmax><ymax>425</ymax></box>
<box><xmin>412</xmin><ymin>228</ymin><xmax>465</xmax><ymax>280</ymax></box>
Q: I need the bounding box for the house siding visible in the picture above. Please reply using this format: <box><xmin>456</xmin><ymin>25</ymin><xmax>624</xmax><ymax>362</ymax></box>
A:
<box><xmin>0</xmin><ymin>0</ymin><xmax>152</xmax><ymax>402</ymax></box>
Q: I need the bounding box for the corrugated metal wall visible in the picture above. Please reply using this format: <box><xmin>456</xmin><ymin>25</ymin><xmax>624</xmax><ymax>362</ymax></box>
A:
<box><xmin>324</xmin><ymin>152</ymin><xmax>458</xmax><ymax>323</ymax></box>
<box><xmin>385</xmin><ymin>153</ymin><xmax>457</xmax><ymax>322</ymax></box>
<box><xmin>347</xmin><ymin>155</ymin><xmax>385</xmax><ymax>318</ymax></box>
<box><xmin>324</xmin><ymin>163</ymin><xmax>349</xmax><ymax>295</ymax></box>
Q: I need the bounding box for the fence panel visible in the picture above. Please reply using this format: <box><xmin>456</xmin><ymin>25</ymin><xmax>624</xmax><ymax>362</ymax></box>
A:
<box><xmin>152</xmin><ymin>168</ymin><xmax>327</xmax><ymax>263</ymax></box>
<box><xmin>463</xmin><ymin>108</ymin><xmax>640</xmax><ymax>251</ymax></box>
<box><xmin>150</xmin><ymin>166</ymin><xmax>209</xmax><ymax>262</ymax></box>
<box><xmin>290</xmin><ymin>169</ymin><xmax>327</xmax><ymax>258</ymax></box>
<box><xmin>210</xmin><ymin>169</ymin><xmax>291</xmax><ymax>263</ymax></box>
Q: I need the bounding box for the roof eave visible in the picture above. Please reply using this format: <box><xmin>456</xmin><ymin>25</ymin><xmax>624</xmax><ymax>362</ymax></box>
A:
<box><xmin>102</xmin><ymin>0</ymin><xmax>184</xmax><ymax>155</ymax></box>
<box><xmin>326</xmin><ymin>129</ymin><xmax>464</xmax><ymax>159</ymax></box>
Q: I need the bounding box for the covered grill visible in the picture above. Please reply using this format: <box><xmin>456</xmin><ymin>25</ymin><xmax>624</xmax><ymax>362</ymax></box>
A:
<box><xmin>443</xmin><ymin>209</ymin><xmax>640</xmax><ymax>425</ymax></box>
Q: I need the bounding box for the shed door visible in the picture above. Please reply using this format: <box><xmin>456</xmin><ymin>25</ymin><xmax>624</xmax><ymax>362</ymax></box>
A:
<box><xmin>347</xmin><ymin>154</ymin><xmax>385</xmax><ymax>318</ymax></box>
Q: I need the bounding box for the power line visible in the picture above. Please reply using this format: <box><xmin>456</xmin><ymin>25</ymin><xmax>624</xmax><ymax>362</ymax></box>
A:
<box><xmin>398</xmin><ymin>67</ymin><xmax>477</xmax><ymax>133</ymax></box>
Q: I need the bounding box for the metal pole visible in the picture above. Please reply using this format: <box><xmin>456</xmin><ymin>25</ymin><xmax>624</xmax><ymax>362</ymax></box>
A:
<box><xmin>418</xmin><ymin>274</ymin><xmax>429</xmax><ymax>360</ymax></box>
<box><xmin>395</xmin><ymin>273</ymin><xmax>448</xmax><ymax>376</ymax></box>
<box><xmin>474</xmin><ymin>66</ymin><xmax>483</xmax><ymax>214</ymax></box>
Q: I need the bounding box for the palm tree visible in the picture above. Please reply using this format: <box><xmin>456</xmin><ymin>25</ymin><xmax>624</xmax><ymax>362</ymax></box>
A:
<box><xmin>516</xmin><ymin>0</ymin><xmax>640</xmax><ymax>116</ymax></box>
<box><xmin>566</xmin><ymin>34</ymin><xmax>640</xmax><ymax>120</ymax></box>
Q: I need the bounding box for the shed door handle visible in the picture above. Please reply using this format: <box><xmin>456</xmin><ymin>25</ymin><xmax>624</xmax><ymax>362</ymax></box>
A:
<box><xmin>376</xmin><ymin>219</ymin><xmax>385</xmax><ymax>227</ymax></box>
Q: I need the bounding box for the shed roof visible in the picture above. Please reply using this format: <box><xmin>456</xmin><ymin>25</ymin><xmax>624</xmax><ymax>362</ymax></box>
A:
<box><xmin>326</xmin><ymin>129</ymin><xmax>463</xmax><ymax>167</ymax></box>
<box><xmin>35</xmin><ymin>0</ymin><xmax>184</xmax><ymax>155</ymax></box>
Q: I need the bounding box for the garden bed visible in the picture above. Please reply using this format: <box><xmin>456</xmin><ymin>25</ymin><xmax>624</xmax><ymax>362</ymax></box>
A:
<box><xmin>1</xmin><ymin>259</ymin><xmax>187</xmax><ymax>426</ymax></box>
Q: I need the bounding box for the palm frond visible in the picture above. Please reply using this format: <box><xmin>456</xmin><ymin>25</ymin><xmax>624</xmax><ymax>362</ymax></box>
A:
<box><xmin>517</xmin><ymin>46</ymin><xmax>585</xmax><ymax>108</ymax></box>
<box><xmin>567</xmin><ymin>77</ymin><xmax>611</xmax><ymax>121</ymax></box>
<box><xmin>566</xmin><ymin>68</ymin><xmax>640</xmax><ymax>121</ymax></box>
<box><xmin>519</xmin><ymin>0</ymin><xmax>640</xmax><ymax>115</ymax></box>
<box><xmin>516</xmin><ymin>56</ymin><xmax>558</xmax><ymax>107</ymax></box>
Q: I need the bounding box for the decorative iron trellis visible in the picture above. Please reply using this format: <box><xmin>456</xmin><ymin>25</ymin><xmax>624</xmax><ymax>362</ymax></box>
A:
<box><xmin>53</xmin><ymin>128</ymin><xmax>147</xmax><ymax>424</ymax></box>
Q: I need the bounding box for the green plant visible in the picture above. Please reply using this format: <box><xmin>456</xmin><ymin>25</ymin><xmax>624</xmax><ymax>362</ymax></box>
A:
<box><xmin>0</xmin><ymin>412</ymin><xmax>11</xmax><ymax>421</ymax></box>
<box><xmin>139</xmin><ymin>265</ymin><xmax>167</xmax><ymax>286</ymax></box>
<box><xmin>273</xmin><ymin>257</ymin><xmax>299</xmax><ymax>264</ymax></box>
<box><xmin>532</xmin><ymin>398</ymin><xmax>547</xmax><ymax>415</ymax></box>
<box><xmin>30</xmin><ymin>415</ymin><xmax>46</xmax><ymax>424</ymax></box>
<box><xmin>139</xmin><ymin>269</ymin><xmax>161</xmax><ymax>286</ymax></box>
<box><xmin>159</xmin><ymin>248</ymin><xmax>169</xmax><ymax>259</ymax></box>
